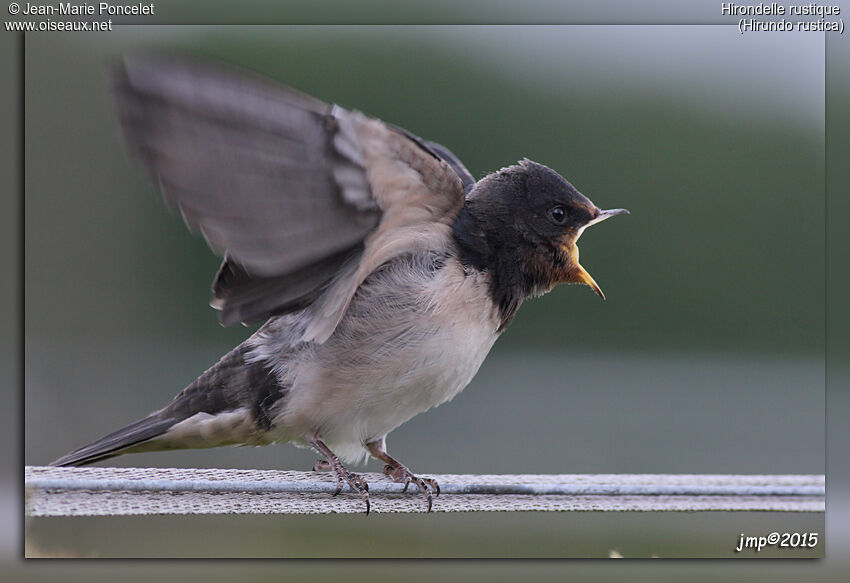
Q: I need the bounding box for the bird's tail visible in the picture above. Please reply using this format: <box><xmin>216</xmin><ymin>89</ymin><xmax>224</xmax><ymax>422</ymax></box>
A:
<box><xmin>50</xmin><ymin>343</ymin><xmax>281</xmax><ymax>467</ymax></box>
<box><xmin>50</xmin><ymin>414</ymin><xmax>178</xmax><ymax>467</ymax></box>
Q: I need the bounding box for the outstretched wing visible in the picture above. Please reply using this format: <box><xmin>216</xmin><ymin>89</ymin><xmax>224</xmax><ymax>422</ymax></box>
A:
<box><xmin>113</xmin><ymin>57</ymin><xmax>467</xmax><ymax>339</ymax></box>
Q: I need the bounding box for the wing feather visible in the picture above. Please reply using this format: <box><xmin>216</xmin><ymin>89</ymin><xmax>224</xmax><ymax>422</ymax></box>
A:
<box><xmin>114</xmin><ymin>56</ymin><xmax>466</xmax><ymax>336</ymax></box>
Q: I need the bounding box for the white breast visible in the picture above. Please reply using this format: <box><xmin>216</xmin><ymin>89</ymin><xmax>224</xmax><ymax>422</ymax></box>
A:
<box><xmin>270</xmin><ymin>255</ymin><xmax>501</xmax><ymax>464</ymax></box>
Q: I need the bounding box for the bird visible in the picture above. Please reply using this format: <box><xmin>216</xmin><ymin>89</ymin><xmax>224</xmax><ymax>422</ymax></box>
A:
<box><xmin>51</xmin><ymin>56</ymin><xmax>629</xmax><ymax>514</ymax></box>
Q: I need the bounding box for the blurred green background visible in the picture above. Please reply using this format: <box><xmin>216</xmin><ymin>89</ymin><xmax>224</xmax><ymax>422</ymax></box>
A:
<box><xmin>22</xmin><ymin>25</ymin><xmax>825</xmax><ymax>558</ymax></box>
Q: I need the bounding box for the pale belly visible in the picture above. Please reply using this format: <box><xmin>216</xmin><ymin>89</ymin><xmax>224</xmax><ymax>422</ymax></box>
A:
<box><xmin>271</xmin><ymin>256</ymin><xmax>501</xmax><ymax>463</ymax></box>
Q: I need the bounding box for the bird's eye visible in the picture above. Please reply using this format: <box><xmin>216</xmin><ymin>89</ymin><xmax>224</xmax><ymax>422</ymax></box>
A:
<box><xmin>549</xmin><ymin>205</ymin><xmax>567</xmax><ymax>225</ymax></box>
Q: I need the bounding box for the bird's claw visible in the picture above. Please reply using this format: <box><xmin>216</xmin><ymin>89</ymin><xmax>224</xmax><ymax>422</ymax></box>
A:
<box><xmin>329</xmin><ymin>467</ymin><xmax>370</xmax><ymax>513</ymax></box>
<box><xmin>383</xmin><ymin>463</ymin><xmax>440</xmax><ymax>512</ymax></box>
<box><xmin>311</xmin><ymin>444</ymin><xmax>371</xmax><ymax>514</ymax></box>
<box><xmin>313</xmin><ymin>459</ymin><xmax>332</xmax><ymax>472</ymax></box>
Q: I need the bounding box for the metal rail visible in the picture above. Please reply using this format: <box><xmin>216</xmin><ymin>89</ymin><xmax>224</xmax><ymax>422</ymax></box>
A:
<box><xmin>24</xmin><ymin>466</ymin><xmax>825</xmax><ymax>515</ymax></box>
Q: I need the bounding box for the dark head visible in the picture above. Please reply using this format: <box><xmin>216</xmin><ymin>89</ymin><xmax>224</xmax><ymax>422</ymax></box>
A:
<box><xmin>453</xmin><ymin>159</ymin><xmax>628</xmax><ymax>327</ymax></box>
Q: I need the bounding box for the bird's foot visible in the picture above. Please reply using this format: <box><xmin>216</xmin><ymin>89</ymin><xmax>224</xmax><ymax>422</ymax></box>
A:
<box><xmin>382</xmin><ymin>461</ymin><xmax>440</xmax><ymax>512</ymax></box>
<box><xmin>330</xmin><ymin>464</ymin><xmax>370</xmax><ymax>513</ymax></box>
<box><xmin>310</xmin><ymin>438</ymin><xmax>370</xmax><ymax>514</ymax></box>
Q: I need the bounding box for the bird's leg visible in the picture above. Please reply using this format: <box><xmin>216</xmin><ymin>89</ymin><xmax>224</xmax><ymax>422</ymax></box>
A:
<box><xmin>366</xmin><ymin>437</ymin><xmax>440</xmax><ymax>512</ymax></box>
<box><xmin>309</xmin><ymin>436</ymin><xmax>370</xmax><ymax>515</ymax></box>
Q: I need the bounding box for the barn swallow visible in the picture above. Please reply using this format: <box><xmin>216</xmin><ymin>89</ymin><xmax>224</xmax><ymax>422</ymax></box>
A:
<box><xmin>52</xmin><ymin>57</ymin><xmax>629</xmax><ymax>513</ymax></box>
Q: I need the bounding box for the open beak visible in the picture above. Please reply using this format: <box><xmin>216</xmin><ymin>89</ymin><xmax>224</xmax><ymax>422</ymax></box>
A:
<box><xmin>574</xmin><ymin>264</ymin><xmax>606</xmax><ymax>300</ymax></box>
<box><xmin>576</xmin><ymin>208</ymin><xmax>630</xmax><ymax>240</ymax></box>
<box><xmin>573</xmin><ymin>207</ymin><xmax>629</xmax><ymax>300</ymax></box>
<box><xmin>592</xmin><ymin>207</ymin><xmax>630</xmax><ymax>223</ymax></box>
